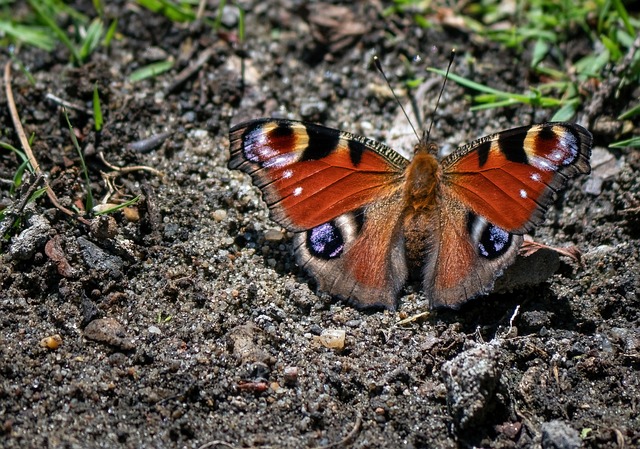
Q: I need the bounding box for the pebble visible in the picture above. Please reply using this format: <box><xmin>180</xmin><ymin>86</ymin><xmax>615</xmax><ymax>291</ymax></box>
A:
<box><xmin>84</xmin><ymin>318</ymin><xmax>135</xmax><ymax>351</ymax></box>
<box><xmin>213</xmin><ymin>209</ymin><xmax>227</xmax><ymax>222</ymax></box>
<box><xmin>40</xmin><ymin>334</ymin><xmax>62</xmax><ymax>350</ymax></box>
<box><xmin>8</xmin><ymin>214</ymin><xmax>51</xmax><ymax>261</ymax></box>
<box><xmin>541</xmin><ymin>420</ymin><xmax>581</xmax><ymax>449</ymax></box>
<box><xmin>441</xmin><ymin>343</ymin><xmax>500</xmax><ymax>430</ymax></box>
<box><xmin>264</xmin><ymin>228</ymin><xmax>284</xmax><ymax>242</ymax></box>
<box><xmin>316</xmin><ymin>329</ymin><xmax>346</xmax><ymax>349</ymax></box>
<box><xmin>77</xmin><ymin>237</ymin><xmax>124</xmax><ymax>279</ymax></box>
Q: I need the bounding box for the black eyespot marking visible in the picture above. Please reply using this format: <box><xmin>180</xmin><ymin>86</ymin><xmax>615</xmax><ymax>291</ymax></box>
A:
<box><xmin>307</xmin><ymin>222</ymin><xmax>344</xmax><ymax>260</ymax></box>
<box><xmin>478</xmin><ymin>223</ymin><xmax>512</xmax><ymax>259</ymax></box>
<box><xmin>498</xmin><ymin>131</ymin><xmax>529</xmax><ymax>164</ymax></box>
<box><xmin>477</xmin><ymin>141</ymin><xmax>491</xmax><ymax>167</ymax></box>
<box><xmin>301</xmin><ymin>123</ymin><xmax>340</xmax><ymax>161</ymax></box>
<box><xmin>538</xmin><ymin>125</ymin><xmax>556</xmax><ymax>141</ymax></box>
<box><xmin>348</xmin><ymin>139</ymin><xmax>365</xmax><ymax>166</ymax></box>
<box><xmin>353</xmin><ymin>208</ymin><xmax>366</xmax><ymax>234</ymax></box>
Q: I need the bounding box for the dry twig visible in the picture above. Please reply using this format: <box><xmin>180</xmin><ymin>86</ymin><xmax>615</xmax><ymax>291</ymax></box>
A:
<box><xmin>4</xmin><ymin>61</ymin><xmax>91</xmax><ymax>226</ymax></box>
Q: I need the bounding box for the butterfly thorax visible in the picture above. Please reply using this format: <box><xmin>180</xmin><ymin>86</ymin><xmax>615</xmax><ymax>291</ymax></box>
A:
<box><xmin>403</xmin><ymin>144</ymin><xmax>441</xmax><ymax>213</ymax></box>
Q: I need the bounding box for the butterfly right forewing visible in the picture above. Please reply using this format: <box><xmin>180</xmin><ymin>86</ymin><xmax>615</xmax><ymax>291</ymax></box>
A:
<box><xmin>442</xmin><ymin>123</ymin><xmax>592</xmax><ymax>234</ymax></box>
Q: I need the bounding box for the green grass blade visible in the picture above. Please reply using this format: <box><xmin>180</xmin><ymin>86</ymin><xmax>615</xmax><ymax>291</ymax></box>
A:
<box><xmin>10</xmin><ymin>160</ymin><xmax>31</xmax><ymax>195</ymax></box>
<box><xmin>0</xmin><ymin>21</ymin><xmax>55</xmax><ymax>51</ymax></box>
<box><xmin>551</xmin><ymin>101</ymin><xmax>578</xmax><ymax>121</ymax></box>
<box><xmin>93</xmin><ymin>84</ymin><xmax>103</xmax><ymax>131</ymax></box>
<box><xmin>0</xmin><ymin>141</ymin><xmax>31</xmax><ymax>168</ymax></box>
<box><xmin>129</xmin><ymin>60</ymin><xmax>174</xmax><ymax>82</ymax></box>
<box><xmin>611</xmin><ymin>0</ymin><xmax>636</xmax><ymax>36</ymax></box>
<box><xmin>238</xmin><ymin>6</ymin><xmax>245</xmax><ymax>42</ymax></box>
<box><xmin>79</xmin><ymin>18</ymin><xmax>104</xmax><ymax>62</ymax></box>
<box><xmin>27</xmin><ymin>0</ymin><xmax>82</xmax><ymax>64</ymax></box>
<box><xmin>213</xmin><ymin>0</ymin><xmax>227</xmax><ymax>31</ymax></box>
<box><xmin>135</xmin><ymin>0</ymin><xmax>196</xmax><ymax>22</ymax></box>
<box><xmin>103</xmin><ymin>18</ymin><xmax>118</xmax><ymax>47</ymax></box>
<box><xmin>94</xmin><ymin>196</ymin><xmax>141</xmax><ymax>216</ymax></box>
<box><xmin>618</xmin><ymin>103</ymin><xmax>640</xmax><ymax>120</ymax></box>
<box><xmin>63</xmin><ymin>109</ymin><xmax>94</xmax><ymax>212</ymax></box>
<box><xmin>609</xmin><ymin>136</ymin><xmax>640</xmax><ymax>148</ymax></box>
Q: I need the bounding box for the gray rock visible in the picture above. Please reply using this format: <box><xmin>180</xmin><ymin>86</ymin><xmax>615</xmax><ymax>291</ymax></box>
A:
<box><xmin>8</xmin><ymin>214</ymin><xmax>51</xmax><ymax>261</ymax></box>
<box><xmin>77</xmin><ymin>236</ymin><xmax>124</xmax><ymax>279</ymax></box>
<box><xmin>541</xmin><ymin>420</ymin><xmax>581</xmax><ymax>449</ymax></box>
<box><xmin>441</xmin><ymin>343</ymin><xmax>501</xmax><ymax>430</ymax></box>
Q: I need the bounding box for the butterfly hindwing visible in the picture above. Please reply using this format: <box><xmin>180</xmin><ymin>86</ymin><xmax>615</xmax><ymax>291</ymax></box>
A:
<box><xmin>413</xmin><ymin>190</ymin><xmax>524</xmax><ymax>309</ymax></box>
<box><xmin>293</xmin><ymin>191</ymin><xmax>408</xmax><ymax>309</ymax></box>
<box><xmin>228</xmin><ymin>119</ymin><xmax>409</xmax><ymax>231</ymax></box>
<box><xmin>442</xmin><ymin>123</ymin><xmax>592</xmax><ymax>233</ymax></box>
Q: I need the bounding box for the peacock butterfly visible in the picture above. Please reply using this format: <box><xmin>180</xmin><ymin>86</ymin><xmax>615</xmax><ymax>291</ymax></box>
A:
<box><xmin>228</xmin><ymin>118</ymin><xmax>592</xmax><ymax>309</ymax></box>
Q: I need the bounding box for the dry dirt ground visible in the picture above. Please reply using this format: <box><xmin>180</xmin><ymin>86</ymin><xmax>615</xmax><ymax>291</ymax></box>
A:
<box><xmin>1</xmin><ymin>2</ymin><xmax>639</xmax><ymax>448</ymax></box>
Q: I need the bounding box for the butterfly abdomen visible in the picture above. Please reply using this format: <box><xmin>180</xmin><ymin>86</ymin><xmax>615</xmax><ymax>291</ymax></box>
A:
<box><xmin>404</xmin><ymin>151</ymin><xmax>441</xmax><ymax>212</ymax></box>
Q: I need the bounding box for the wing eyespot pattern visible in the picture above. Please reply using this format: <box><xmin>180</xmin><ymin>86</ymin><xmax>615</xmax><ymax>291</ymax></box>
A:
<box><xmin>307</xmin><ymin>222</ymin><xmax>345</xmax><ymax>260</ymax></box>
<box><xmin>467</xmin><ymin>212</ymin><xmax>514</xmax><ymax>260</ymax></box>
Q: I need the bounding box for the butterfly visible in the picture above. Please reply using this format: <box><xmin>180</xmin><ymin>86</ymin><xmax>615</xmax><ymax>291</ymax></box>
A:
<box><xmin>228</xmin><ymin>118</ymin><xmax>592</xmax><ymax>309</ymax></box>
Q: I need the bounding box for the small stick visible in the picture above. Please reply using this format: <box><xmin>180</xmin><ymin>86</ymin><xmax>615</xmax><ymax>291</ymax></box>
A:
<box><xmin>4</xmin><ymin>61</ymin><xmax>90</xmax><ymax>225</ymax></box>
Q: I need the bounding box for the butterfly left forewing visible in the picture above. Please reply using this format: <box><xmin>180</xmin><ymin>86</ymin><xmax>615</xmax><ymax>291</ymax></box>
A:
<box><xmin>229</xmin><ymin>118</ymin><xmax>411</xmax><ymax>309</ymax></box>
<box><xmin>442</xmin><ymin>123</ymin><xmax>592</xmax><ymax>233</ymax></box>
<box><xmin>229</xmin><ymin>119</ymin><xmax>409</xmax><ymax>231</ymax></box>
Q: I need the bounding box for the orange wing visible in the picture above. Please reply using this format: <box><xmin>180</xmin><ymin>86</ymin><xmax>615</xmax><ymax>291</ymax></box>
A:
<box><xmin>228</xmin><ymin>119</ymin><xmax>409</xmax><ymax>231</ymax></box>
<box><xmin>442</xmin><ymin>123</ymin><xmax>592</xmax><ymax>234</ymax></box>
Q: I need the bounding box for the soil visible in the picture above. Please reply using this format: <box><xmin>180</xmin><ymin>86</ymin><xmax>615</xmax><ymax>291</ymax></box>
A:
<box><xmin>1</xmin><ymin>2</ymin><xmax>639</xmax><ymax>448</ymax></box>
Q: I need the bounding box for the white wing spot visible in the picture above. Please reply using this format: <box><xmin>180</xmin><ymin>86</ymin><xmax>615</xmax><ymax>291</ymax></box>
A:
<box><xmin>531</xmin><ymin>173</ymin><xmax>542</xmax><ymax>182</ymax></box>
<box><xmin>520</xmin><ymin>189</ymin><xmax>527</xmax><ymax>199</ymax></box>
<box><xmin>282</xmin><ymin>169</ymin><xmax>293</xmax><ymax>179</ymax></box>
<box><xmin>293</xmin><ymin>186</ymin><xmax>303</xmax><ymax>197</ymax></box>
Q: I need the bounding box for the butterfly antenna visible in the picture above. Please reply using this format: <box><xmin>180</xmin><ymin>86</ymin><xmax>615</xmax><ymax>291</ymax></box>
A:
<box><xmin>373</xmin><ymin>55</ymin><xmax>420</xmax><ymax>142</ymax></box>
<box><xmin>426</xmin><ymin>48</ymin><xmax>456</xmax><ymax>143</ymax></box>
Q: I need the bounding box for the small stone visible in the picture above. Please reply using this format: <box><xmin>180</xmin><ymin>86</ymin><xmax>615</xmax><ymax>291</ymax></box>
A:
<box><xmin>77</xmin><ymin>237</ymin><xmax>123</xmax><ymax>279</ymax></box>
<box><xmin>9</xmin><ymin>214</ymin><xmax>51</xmax><ymax>261</ymax></box>
<box><xmin>89</xmin><ymin>215</ymin><xmax>118</xmax><ymax>239</ymax></box>
<box><xmin>148</xmin><ymin>326</ymin><xmax>162</xmax><ymax>335</ymax></box>
<box><xmin>299</xmin><ymin>99</ymin><xmax>328</xmax><ymax>120</ymax></box>
<box><xmin>40</xmin><ymin>334</ymin><xmax>62</xmax><ymax>350</ymax></box>
<box><xmin>441</xmin><ymin>343</ymin><xmax>500</xmax><ymax>430</ymax></box>
<box><xmin>123</xmin><ymin>207</ymin><xmax>140</xmax><ymax>222</ymax></box>
<box><xmin>213</xmin><ymin>209</ymin><xmax>227</xmax><ymax>222</ymax></box>
<box><xmin>541</xmin><ymin>420</ymin><xmax>581</xmax><ymax>449</ymax></box>
<box><xmin>264</xmin><ymin>228</ymin><xmax>283</xmax><ymax>242</ymax></box>
<box><xmin>316</xmin><ymin>329</ymin><xmax>346</xmax><ymax>349</ymax></box>
<box><xmin>283</xmin><ymin>366</ymin><xmax>298</xmax><ymax>385</ymax></box>
<box><xmin>84</xmin><ymin>318</ymin><xmax>135</xmax><ymax>350</ymax></box>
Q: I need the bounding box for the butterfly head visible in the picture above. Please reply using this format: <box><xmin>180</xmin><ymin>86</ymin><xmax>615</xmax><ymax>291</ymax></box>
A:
<box><xmin>414</xmin><ymin>138</ymin><xmax>439</xmax><ymax>157</ymax></box>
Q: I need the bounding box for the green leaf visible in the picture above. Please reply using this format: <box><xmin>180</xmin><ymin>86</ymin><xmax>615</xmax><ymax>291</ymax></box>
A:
<box><xmin>27</xmin><ymin>0</ymin><xmax>82</xmax><ymax>64</ymax></box>
<box><xmin>551</xmin><ymin>101</ymin><xmax>578</xmax><ymax>121</ymax></box>
<box><xmin>609</xmin><ymin>136</ymin><xmax>640</xmax><ymax>148</ymax></box>
<box><xmin>618</xmin><ymin>103</ymin><xmax>640</xmax><ymax>120</ymax></box>
<box><xmin>128</xmin><ymin>60</ymin><xmax>174</xmax><ymax>82</ymax></box>
<box><xmin>0</xmin><ymin>21</ymin><xmax>55</xmax><ymax>51</ymax></box>
<box><xmin>135</xmin><ymin>0</ymin><xmax>196</xmax><ymax>22</ymax></box>
<box><xmin>79</xmin><ymin>18</ymin><xmax>104</xmax><ymax>62</ymax></box>
<box><xmin>63</xmin><ymin>110</ymin><xmax>94</xmax><ymax>212</ymax></box>
<box><xmin>103</xmin><ymin>19</ymin><xmax>118</xmax><ymax>47</ymax></box>
<box><xmin>531</xmin><ymin>38</ymin><xmax>550</xmax><ymax>68</ymax></box>
<box><xmin>93</xmin><ymin>84</ymin><xmax>103</xmax><ymax>132</ymax></box>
